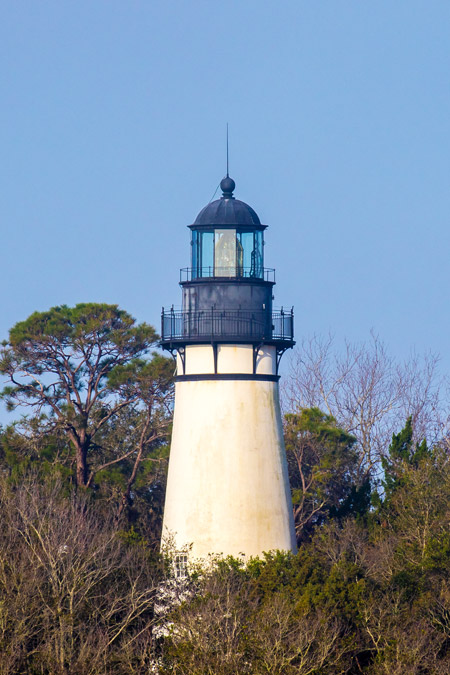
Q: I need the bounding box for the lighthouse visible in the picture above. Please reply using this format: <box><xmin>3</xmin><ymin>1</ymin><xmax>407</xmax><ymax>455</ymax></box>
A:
<box><xmin>160</xmin><ymin>175</ymin><xmax>297</xmax><ymax>561</ymax></box>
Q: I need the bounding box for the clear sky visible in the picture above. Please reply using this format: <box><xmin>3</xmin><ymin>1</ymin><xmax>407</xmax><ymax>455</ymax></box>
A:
<box><xmin>1</xmin><ymin>1</ymin><xmax>449</xmax><ymax>421</ymax></box>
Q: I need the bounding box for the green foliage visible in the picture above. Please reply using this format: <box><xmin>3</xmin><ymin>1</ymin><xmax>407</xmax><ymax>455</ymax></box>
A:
<box><xmin>7</xmin><ymin>302</ymin><xmax>156</xmax><ymax>347</ymax></box>
<box><xmin>0</xmin><ymin>305</ymin><xmax>173</xmax><ymax>548</ymax></box>
<box><xmin>285</xmin><ymin>407</ymin><xmax>369</xmax><ymax>542</ymax></box>
<box><xmin>0</xmin><ymin>304</ymin><xmax>171</xmax><ymax>502</ymax></box>
<box><xmin>0</xmin><ymin>423</ymin><xmax>74</xmax><ymax>486</ymax></box>
<box><xmin>0</xmin><ymin>303</ymin><xmax>158</xmax><ymax>410</ymax></box>
<box><xmin>381</xmin><ymin>416</ymin><xmax>431</xmax><ymax>503</ymax></box>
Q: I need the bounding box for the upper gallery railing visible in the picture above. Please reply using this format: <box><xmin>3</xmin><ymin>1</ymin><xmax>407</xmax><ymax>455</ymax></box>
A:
<box><xmin>179</xmin><ymin>267</ymin><xmax>276</xmax><ymax>283</ymax></box>
<box><xmin>160</xmin><ymin>308</ymin><xmax>294</xmax><ymax>344</ymax></box>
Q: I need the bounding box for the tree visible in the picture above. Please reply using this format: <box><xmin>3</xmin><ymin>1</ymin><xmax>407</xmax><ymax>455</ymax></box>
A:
<box><xmin>284</xmin><ymin>333</ymin><xmax>442</xmax><ymax>476</ymax></box>
<box><xmin>0</xmin><ymin>474</ymin><xmax>162</xmax><ymax>674</ymax></box>
<box><xmin>159</xmin><ymin>555</ymin><xmax>349</xmax><ymax>675</ymax></box>
<box><xmin>0</xmin><ymin>304</ymin><xmax>160</xmax><ymax>487</ymax></box>
<box><xmin>101</xmin><ymin>354</ymin><xmax>174</xmax><ymax>529</ymax></box>
<box><xmin>284</xmin><ymin>407</ymin><xmax>370</xmax><ymax>543</ymax></box>
<box><xmin>381</xmin><ymin>416</ymin><xmax>430</xmax><ymax>502</ymax></box>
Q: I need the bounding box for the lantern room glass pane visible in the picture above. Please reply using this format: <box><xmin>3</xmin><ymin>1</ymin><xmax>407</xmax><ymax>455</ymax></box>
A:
<box><xmin>191</xmin><ymin>230</ymin><xmax>198</xmax><ymax>275</ymax></box>
<box><xmin>237</xmin><ymin>231</ymin><xmax>264</xmax><ymax>279</ymax></box>
<box><xmin>214</xmin><ymin>229</ymin><xmax>237</xmax><ymax>277</ymax></box>
<box><xmin>200</xmin><ymin>231</ymin><xmax>214</xmax><ymax>277</ymax></box>
<box><xmin>253</xmin><ymin>231</ymin><xmax>264</xmax><ymax>278</ymax></box>
<box><xmin>239</xmin><ymin>232</ymin><xmax>253</xmax><ymax>277</ymax></box>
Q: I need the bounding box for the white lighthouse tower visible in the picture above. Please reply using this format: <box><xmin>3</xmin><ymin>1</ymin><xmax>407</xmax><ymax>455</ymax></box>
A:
<box><xmin>160</xmin><ymin>175</ymin><xmax>296</xmax><ymax>560</ymax></box>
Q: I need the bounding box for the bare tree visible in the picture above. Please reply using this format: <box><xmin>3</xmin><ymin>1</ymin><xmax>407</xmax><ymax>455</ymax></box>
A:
<box><xmin>361</xmin><ymin>592</ymin><xmax>445</xmax><ymax>675</ymax></box>
<box><xmin>250</xmin><ymin>597</ymin><xmax>347</xmax><ymax>675</ymax></box>
<box><xmin>0</xmin><ymin>475</ymin><xmax>162</xmax><ymax>674</ymax></box>
<box><xmin>159</xmin><ymin>564</ymin><xmax>257</xmax><ymax>675</ymax></box>
<box><xmin>284</xmin><ymin>332</ymin><xmax>443</xmax><ymax>473</ymax></box>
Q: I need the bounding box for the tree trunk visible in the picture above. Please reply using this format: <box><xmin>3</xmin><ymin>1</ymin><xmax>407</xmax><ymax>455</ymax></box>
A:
<box><xmin>116</xmin><ymin>423</ymin><xmax>152</xmax><ymax>520</ymax></box>
<box><xmin>76</xmin><ymin>447</ymin><xmax>88</xmax><ymax>487</ymax></box>
<box><xmin>70</xmin><ymin>432</ymin><xmax>89</xmax><ymax>487</ymax></box>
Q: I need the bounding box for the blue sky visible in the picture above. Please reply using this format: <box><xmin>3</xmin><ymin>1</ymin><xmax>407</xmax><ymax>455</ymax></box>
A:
<box><xmin>1</xmin><ymin>1</ymin><xmax>449</xmax><ymax>421</ymax></box>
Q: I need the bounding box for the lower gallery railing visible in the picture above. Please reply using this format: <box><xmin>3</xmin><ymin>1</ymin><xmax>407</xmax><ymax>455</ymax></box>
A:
<box><xmin>161</xmin><ymin>309</ymin><xmax>294</xmax><ymax>343</ymax></box>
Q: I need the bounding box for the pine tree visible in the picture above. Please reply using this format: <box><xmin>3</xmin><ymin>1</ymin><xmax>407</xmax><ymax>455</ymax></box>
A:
<box><xmin>381</xmin><ymin>416</ymin><xmax>430</xmax><ymax>502</ymax></box>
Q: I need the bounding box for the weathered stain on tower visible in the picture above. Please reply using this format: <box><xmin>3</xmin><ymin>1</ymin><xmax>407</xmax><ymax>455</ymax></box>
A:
<box><xmin>160</xmin><ymin>175</ymin><xmax>297</xmax><ymax>560</ymax></box>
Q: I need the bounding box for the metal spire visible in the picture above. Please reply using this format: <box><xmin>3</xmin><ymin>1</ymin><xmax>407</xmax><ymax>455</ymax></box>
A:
<box><xmin>226</xmin><ymin>122</ymin><xmax>229</xmax><ymax>177</ymax></box>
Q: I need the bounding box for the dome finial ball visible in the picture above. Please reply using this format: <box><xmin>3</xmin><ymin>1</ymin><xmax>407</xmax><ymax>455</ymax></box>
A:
<box><xmin>220</xmin><ymin>175</ymin><xmax>235</xmax><ymax>198</ymax></box>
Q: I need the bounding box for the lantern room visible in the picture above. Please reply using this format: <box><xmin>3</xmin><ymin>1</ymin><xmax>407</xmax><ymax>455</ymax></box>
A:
<box><xmin>189</xmin><ymin>176</ymin><xmax>266</xmax><ymax>280</ymax></box>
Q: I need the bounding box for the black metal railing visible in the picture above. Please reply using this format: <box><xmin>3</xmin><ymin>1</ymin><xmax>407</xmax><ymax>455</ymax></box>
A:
<box><xmin>161</xmin><ymin>308</ymin><xmax>294</xmax><ymax>344</ymax></box>
<box><xmin>272</xmin><ymin>310</ymin><xmax>295</xmax><ymax>342</ymax></box>
<box><xmin>179</xmin><ymin>267</ymin><xmax>276</xmax><ymax>283</ymax></box>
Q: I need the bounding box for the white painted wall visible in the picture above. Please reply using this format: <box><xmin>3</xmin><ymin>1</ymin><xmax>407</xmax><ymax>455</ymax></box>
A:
<box><xmin>177</xmin><ymin>344</ymin><xmax>277</xmax><ymax>377</ymax></box>
<box><xmin>163</xmin><ymin>345</ymin><xmax>297</xmax><ymax>559</ymax></box>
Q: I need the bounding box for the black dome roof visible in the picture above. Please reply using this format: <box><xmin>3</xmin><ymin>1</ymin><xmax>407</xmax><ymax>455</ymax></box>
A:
<box><xmin>191</xmin><ymin>176</ymin><xmax>264</xmax><ymax>229</ymax></box>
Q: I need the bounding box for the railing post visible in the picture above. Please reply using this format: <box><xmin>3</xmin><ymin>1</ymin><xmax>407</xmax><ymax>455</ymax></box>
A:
<box><xmin>170</xmin><ymin>306</ymin><xmax>174</xmax><ymax>340</ymax></box>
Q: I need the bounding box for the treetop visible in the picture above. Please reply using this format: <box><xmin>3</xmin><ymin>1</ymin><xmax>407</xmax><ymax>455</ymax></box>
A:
<box><xmin>7</xmin><ymin>303</ymin><xmax>158</xmax><ymax>349</ymax></box>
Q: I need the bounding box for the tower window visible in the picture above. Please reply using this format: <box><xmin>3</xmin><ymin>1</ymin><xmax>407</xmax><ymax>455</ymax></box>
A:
<box><xmin>174</xmin><ymin>552</ymin><xmax>188</xmax><ymax>579</ymax></box>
